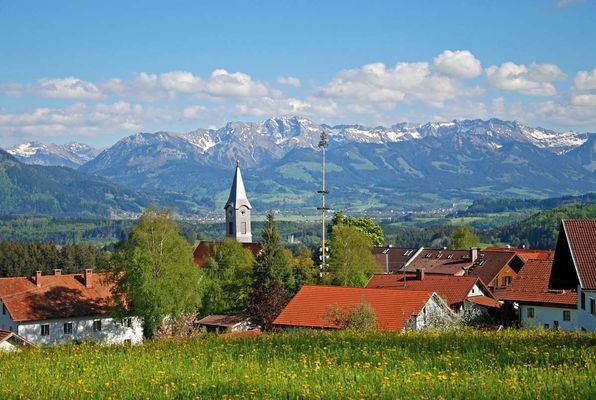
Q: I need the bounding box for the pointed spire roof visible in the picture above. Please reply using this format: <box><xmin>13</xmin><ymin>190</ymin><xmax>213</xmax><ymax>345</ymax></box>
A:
<box><xmin>224</xmin><ymin>160</ymin><xmax>252</xmax><ymax>210</ymax></box>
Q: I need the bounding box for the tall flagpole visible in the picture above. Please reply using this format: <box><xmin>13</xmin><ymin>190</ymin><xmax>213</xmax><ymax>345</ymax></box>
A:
<box><xmin>317</xmin><ymin>131</ymin><xmax>329</xmax><ymax>274</ymax></box>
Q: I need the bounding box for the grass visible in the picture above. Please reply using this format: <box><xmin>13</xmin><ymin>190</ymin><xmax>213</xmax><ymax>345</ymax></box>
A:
<box><xmin>1</xmin><ymin>330</ymin><xmax>594</xmax><ymax>399</ymax></box>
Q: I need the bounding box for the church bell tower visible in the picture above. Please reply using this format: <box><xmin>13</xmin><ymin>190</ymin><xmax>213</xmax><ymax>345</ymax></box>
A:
<box><xmin>224</xmin><ymin>161</ymin><xmax>252</xmax><ymax>243</ymax></box>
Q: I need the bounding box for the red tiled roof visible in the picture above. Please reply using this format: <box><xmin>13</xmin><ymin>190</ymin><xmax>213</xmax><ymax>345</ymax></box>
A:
<box><xmin>563</xmin><ymin>219</ymin><xmax>596</xmax><ymax>290</ymax></box>
<box><xmin>193</xmin><ymin>241</ymin><xmax>261</xmax><ymax>266</ymax></box>
<box><xmin>500</xmin><ymin>259</ymin><xmax>577</xmax><ymax>307</ymax></box>
<box><xmin>466</xmin><ymin>296</ymin><xmax>502</xmax><ymax>309</ymax></box>
<box><xmin>365</xmin><ymin>273</ymin><xmax>494</xmax><ymax>309</ymax></box>
<box><xmin>196</xmin><ymin>314</ymin><xmax>248</xmax><ymax>328</ymax></box>
<box><xmin>0</xmin><ymin>272</ymin><xmax>114</xmax><ymax>322</ymax></box>
<box><xmin>273</xmin><ymin>285</ymin><xmax>435</xmax><ymax>332</ymax></box>
<box><xmin>484</xmin><ymin>247</ymin><xmax>553</xmax><ymax>261</ymax></box>
<box><xmin>0</xmin><ymin>329</ymin><xmax>33</xmax><ymax>346</ymax></box>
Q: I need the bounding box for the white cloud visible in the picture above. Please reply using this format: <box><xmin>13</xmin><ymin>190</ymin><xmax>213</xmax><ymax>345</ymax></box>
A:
<box><xmin>277</xmin><ymin>75</ymin><xmax>301</xmax><ymax>88</ymax></box>
<box><xmin>2</xmin><ymin>77</ymin><xmax>105</xmax><ymax>100</ymax></box>
<box><xmin>485</xmin><ymin>62</ymin><xmax>566</xmax><ymax>96</ymax></box>
<box><xmin>433</xmin><ymin>50</ymin><xmax>482</xmax><ymax>79</ymax></box>
<box><xmin>573</xmin><ymin>69</ymin><xmax>596</xmax><ymax>91</ymax></box>
<box><xmin>319</xmin><ymin>59</ymin><xmax>466</xmax><ymax>109</ymax></box>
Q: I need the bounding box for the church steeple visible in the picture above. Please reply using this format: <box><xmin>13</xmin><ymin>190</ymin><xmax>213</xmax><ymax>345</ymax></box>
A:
<box><xmin>224</xmin><ymin>161</ymin><xmax>252</xmax><ymax>242</ymax></box>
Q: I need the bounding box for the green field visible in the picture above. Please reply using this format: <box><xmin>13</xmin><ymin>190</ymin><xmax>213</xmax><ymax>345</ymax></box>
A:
<box><xmin>1</xmin><ymin>330</ymin><xmax>594</xmax><ymax>399</ymax></box>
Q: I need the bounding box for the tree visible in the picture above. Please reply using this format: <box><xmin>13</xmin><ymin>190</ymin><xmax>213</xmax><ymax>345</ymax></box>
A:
<box><xmin>287</xmin><ymin>246</ymin><xmax>317</xmax><ymax>293</ymax></box>
<box><xmin>330</xmin><ymin>211</ymin><xmax>385</xmax><ymax>246</ymax></box>
<box><xmin>252</xmin><ymin>212</ymin><xmax>293</xmax><ymax>291</ymax></box>
<box><xmin>326</xmin><ymin>224</ymin><xmax>378</xmax><ymax>287</ymax></box>
<box><xmin>449</xmin><ymin>224</ymin><xmax>480</xmax><ymax>250</ymax></box>
<box><xmin>323</xmin><ymin>301</ymin><xmax>376</xmax><ymax>331</ymax></box>
<box><xmin>108</xmin><ymin>208</ymin><xmax>204</xmax><ymax>338</ymax></box>
<box><xmin>248</xmin><ymin>280</ymin><xmax>290</xmax><ymax>331</ymax></box>
<box><xmin>201</xmin><ymin>239</ymin><xmax>254</xmax><ymax>314</ymax></box>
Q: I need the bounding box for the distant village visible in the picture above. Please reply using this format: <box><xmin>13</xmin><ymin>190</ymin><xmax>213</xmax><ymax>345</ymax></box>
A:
<box><xmin>1</xmin><ymin>161</ymin><xmax>595</xmax><ymax>352</ymax></box>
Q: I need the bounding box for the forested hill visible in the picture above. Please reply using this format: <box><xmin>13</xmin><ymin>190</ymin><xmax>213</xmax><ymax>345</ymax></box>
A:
<box><xmin>461</xmin><ymin>193</ymin><xmax>596</xmax><ymax>215</ymax></box>
<box><xmin>486</xmin><ymin>204</ymin><xmax>596</xmax><ymax>249</ymax></box>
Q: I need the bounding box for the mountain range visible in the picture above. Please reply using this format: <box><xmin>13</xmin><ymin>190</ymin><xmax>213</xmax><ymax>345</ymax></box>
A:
<box><xmin>3</xmin><ymin>117</ymin><xmax>595</xmax><ymax>215</ymax></box>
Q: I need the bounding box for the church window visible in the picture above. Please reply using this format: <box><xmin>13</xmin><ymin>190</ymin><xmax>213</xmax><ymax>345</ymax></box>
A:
<box><xmin>241</xmin><ymin>222</ymin><xmax>247</xmax><ymax>235</ymax></box>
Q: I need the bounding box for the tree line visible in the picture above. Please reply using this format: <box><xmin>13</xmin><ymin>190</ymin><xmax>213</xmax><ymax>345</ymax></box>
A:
<box><xmin>0</xmin><ymin>240</ymin><xmax>109</xmax><ymax>277</ymax></box>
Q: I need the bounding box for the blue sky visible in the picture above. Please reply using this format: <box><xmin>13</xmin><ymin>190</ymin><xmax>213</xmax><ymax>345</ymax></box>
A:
<box><xmin>1</xmin><ymin>0</ymin><xmax>595</xmax><ymax>147</ymax></box>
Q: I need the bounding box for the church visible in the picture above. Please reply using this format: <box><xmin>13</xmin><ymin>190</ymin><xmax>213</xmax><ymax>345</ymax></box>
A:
<box><xmin>193</xmin><ymin>162</ymin><xmax>261</xmax><ymax>266</ymax></box>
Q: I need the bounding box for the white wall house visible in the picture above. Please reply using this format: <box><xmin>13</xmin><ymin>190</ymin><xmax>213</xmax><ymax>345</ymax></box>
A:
<box><xmin>517</xmin><ymin>303</ymin><xmax>577</xmax><ymax>331</ymax></box>
<box><xmin>549</xmin><ymin>219</ymin><xmax>596</xmax><ymax>332</ymax></box>
<box><xmin>0</xmin><ymin>270</ymin><xmax>143</xmax><ymax>346</ymax></box>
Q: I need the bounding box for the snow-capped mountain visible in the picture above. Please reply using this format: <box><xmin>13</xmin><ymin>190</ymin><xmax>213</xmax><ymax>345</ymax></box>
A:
<box><xmin>6</xmin><ymin>141</ymin><xmax>100</xmax><ymax>169</ymax></box>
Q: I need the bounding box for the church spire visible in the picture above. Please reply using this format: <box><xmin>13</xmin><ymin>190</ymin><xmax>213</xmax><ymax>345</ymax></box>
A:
<box><xmin>224</xmin><ymin>161</ymin><xmax>252</xmax><ymax>242</ymax></box>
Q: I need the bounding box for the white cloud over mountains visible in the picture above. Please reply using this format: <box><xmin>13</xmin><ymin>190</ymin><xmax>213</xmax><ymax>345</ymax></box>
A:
<box><xmin>1</xmin><ymin>50</ymin><xmax>595</xmax><ymax>144</ymax></box>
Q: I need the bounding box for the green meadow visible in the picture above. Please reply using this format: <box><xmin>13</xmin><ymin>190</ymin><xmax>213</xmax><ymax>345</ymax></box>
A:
<box><xmin>1</xmin><ymin>329</ymin><xmax>594</xmax><ymax>399</ymax></box>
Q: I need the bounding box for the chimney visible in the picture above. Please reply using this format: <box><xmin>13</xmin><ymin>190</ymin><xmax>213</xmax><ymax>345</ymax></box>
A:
<box><xmin>53</xmin><ymin>269</ymin><xmax>62</xmax><ymax>276</ymax></box>
<box><xmin>84</xmin><ymin>269</ymin><xmax>93</xmax><ymax>288</ymax></box>
<box><xmin>416</xmin><ymin>268</ymin><xmax>425</xmax><ymax>281</ymax></box>
<box><xmin>470</xmin><ymin>248</ymin><xmax>478</xmax><ymax>263</ymax></box>
<box><xmin>34</xmin><ymin>271</ymin><xmax>42</xmax><ymax>288</ymax></box>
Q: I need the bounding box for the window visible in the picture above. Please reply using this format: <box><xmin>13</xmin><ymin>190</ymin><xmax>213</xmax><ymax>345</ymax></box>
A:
<box><xmin>40</xmin><ymin>324</ymin><xmax>50</xmax><ymax>336</ymax></box>
<box><xmin>63</xmin><ymin>322</ymin><xmax>73</xmax><ymax>335</ymax></box>
<box><xmin>241</xmin><ymin>222</ymin><xmax>247</xmax><ymax>235</ymax></box>
<box><xmin>581</xmin><ymin>292</ymin><xmax>585</xmax><ymax>310</ymax></box>
<box><xmin>527</xmin><ymin>307</ymin><xmax>534</xmax><ymax>318</ymax></box>
<box><xmin>123</xmin><ymin>339</ymin><xmax>132</xmax><ymax>346</ymax></box>
<box><xmin>228</xmin><ymin>222</ymin><xmax>234</xmax><ymax>235</ymax></box>
<box><xmin>553</xmin><ymin>320</ymin><xmax>559</xmax><ymax>330</ymax></box>
<box><xmin>122</xmin><ymin>317</ymin><xmax>132</xmax><ymax>328</ymax></box>
<box><xmin>543</xmin><ymin>324</ymin><xmax>550</xmax><ymax>329</ymax></box>
<box><xmin>502</xmin><ymin>276</ymin><xmax>512</xmax><ymax>287</ymax></box>
<box><xmin>93</xmin><ymin>320</ymin><xmax>102</xmax><ymax>332</ymax></box>
<box><xmin>563</xmin><ymin>310</ymin><xmax>571</xmax><ymax>321</ymax></box>
<box><xmin>2</xmin><ymin>303</ymin><xmax>5</xmax><ymax>315</ymax></box>
<box><xmin>591</xmin><ymin>298</ymin><xmax>595</xmax><ymax>316</ymax></box>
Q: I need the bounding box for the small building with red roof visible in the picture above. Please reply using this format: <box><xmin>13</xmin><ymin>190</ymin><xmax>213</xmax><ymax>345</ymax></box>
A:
<box><xmin>0</xmin><ymin>270</ymin><xmax>143</xmax><ymax>346</ymax></box>
<box><xmin>273</xmin><ymin>285</ymin><xmax>454</xmax><ymax>332</ymax></box>
<box><xmin>0</xmin><ymin>329</ymin><xmax>33</xmax><ymax>352</ymax></box>
<box><xmin>365</xmin><ymin>270</ymin><xmax>500</xmax><ymax>312</ymax></box>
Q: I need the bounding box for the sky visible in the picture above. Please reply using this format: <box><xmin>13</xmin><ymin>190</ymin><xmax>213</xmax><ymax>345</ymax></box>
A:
<box><xmin>0</xmin><ymin>0</ymin><xmax>595</xmax><ymax>148</ymax></box>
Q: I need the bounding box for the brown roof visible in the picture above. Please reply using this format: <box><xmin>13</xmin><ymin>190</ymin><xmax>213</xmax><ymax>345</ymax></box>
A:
<box><xmin>0</xmin><ymin>329</ymin><xmax>11</xmax><ymax>342</ymax></box>
<box><xmin>0</xmin><ymin>272</ymin><xmax>114</xmax><ymax>322</ymax></box>
<box><xmin>371</xmin><ymin>247</ymin><xmax>419</xmax><ymax>273</ymax></box>
<box><xmin>193</xmin><ymin>241</ymin><xmax>261</xmax><ymax>266</ymax></box>
<box><xmin>404</xmin><ymin>249</ymin><xmax>472</xmax><ymax>275</ymax></box>
<box><xmin>563</xmin><ymin>219</ymin><xmax>596</xmax><ymax>290</ymax></box>
<box><xmin>484</xmin><ymin>247</ymin><xmax>553</xmax><ymax>262</ymax></box>
<box><xmin>273</xmin><ymin>285</ymin><xmax>436</xmax><ymax>332</ymax></box>
<box><xmin>196</xmin><ymin>314</ymin><xmax>248</xmax><ymax>328</ymax></box>
<box><xmin>500</xmin><ymin>259</ymin><xmax>577</xmax><ymax>307</ymax></box>
<box><xmin>365</xmin><ymin>273</ymin><xmax>495</xmax><ymax>309</ymax></box>
<box><xmin>468</xmin><ymin>250</ymin><xmax>521</xmax><ymax>286</ymax></box>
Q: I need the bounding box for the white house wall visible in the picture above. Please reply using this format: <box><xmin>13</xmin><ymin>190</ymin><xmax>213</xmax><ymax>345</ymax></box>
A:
<box><xmin>578</xmin><ymin>288</ymin><xmax>596</xmax><ymax>332</ymax></box>
<box><xmin>15</xmin><ymin>316</ymin><xmax>143</xmax><ymax>346</ymax></box>
<box><xmin>0</xmin><ymin>340</ymin><xmax>16</xmax><ymax>352</ymax></box>
<box><xmin>519</xmin><ymin>304</ymin><xmax>578</xmax><ymax>331</ymax></box>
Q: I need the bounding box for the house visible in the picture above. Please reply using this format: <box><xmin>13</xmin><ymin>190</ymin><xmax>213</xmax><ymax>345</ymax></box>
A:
<box><xmin>371</xmin><ymin>247</ymin><xmax>420</xmax><ymax>274</ymax></box>
<box><xmin>0</xmin><ymin>329</ymin><xmax>33</xmax><ymax>352</ymax></box>
<box><xmin>365</xmin><ymin>270</ymin><xmax>501</xmax><ymax>313</ymax></box>
<box><xmin>397</xmin><ymin>248</ymin><xmax>525</xmax><ymax>297</ymax></box>
<box><xmin>273</xmin><ymin>285</ymin><xmax>455</xmax><ymax>332</ymax></box>
<box><xmin>196</xmin><ymin>314</ymin><xmax>253</xmax><ymax>334</ymax></box>
<box><xmin>549</xmin><ymin>219</ymin><xmax>596</xmax><ymax>331</ymax></box>
<box><xmin>500</xmin><ymin>259</ymin><xmax>577</xmax><ymax>330</ymax></box>
<box><xmin>0</xmin><ymin>269</ymin><xmax>143</xmax><ymax>346</ymax></box>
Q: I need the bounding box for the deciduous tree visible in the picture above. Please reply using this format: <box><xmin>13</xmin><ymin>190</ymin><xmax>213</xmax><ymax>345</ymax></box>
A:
<box><xmin>109</xmin><ymin>208</ymin><xmax>204</xmax><ymax>338</ymax></box>
<box><xmin>449</xmin><ymin>224</ymin><xmax>480</xmax><ymax>250</ymax></box>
